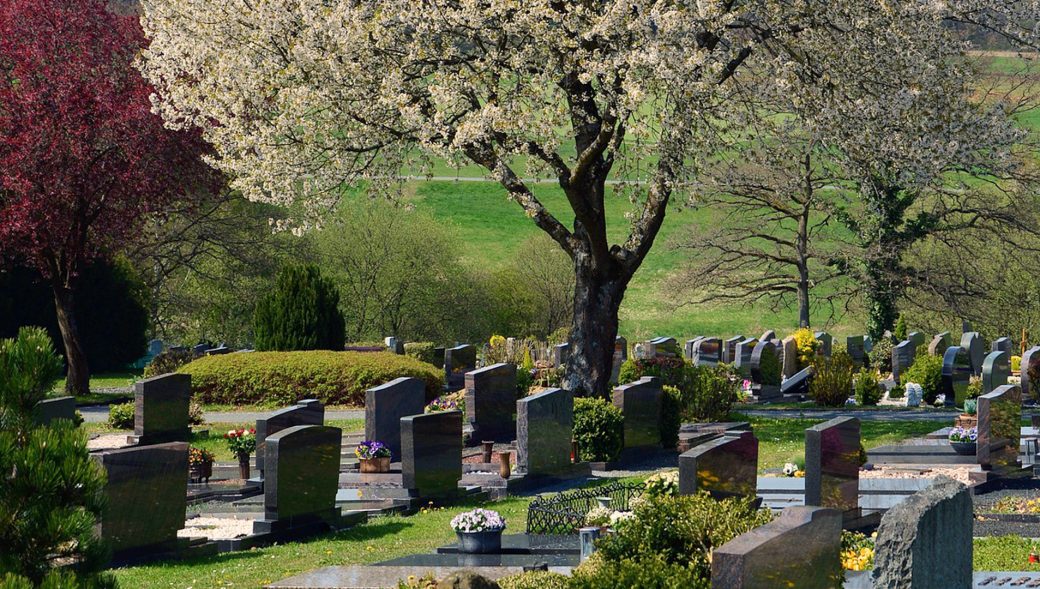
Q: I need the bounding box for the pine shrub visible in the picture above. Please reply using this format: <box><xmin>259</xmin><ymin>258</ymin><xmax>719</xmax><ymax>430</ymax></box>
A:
<box><xmin>253</xmin><ymin>264</ymin><xmax>345</xmax><ymax>352</ymax></box>
<box><xmin>854</xmin><ymin>369</ymin><xmax>883</xmax><ymax>406</ymax></box>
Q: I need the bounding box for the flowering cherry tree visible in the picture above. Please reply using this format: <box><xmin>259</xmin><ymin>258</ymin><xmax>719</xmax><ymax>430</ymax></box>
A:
<box><xmin>0</xmin><ymin>0</ymin><xmax>215</xmax><ymax>395</ymax></box>
<box><xmin>139</xmin><ymin>0</ymin><xmax>1040</xmax><ymax>395</ymax></box>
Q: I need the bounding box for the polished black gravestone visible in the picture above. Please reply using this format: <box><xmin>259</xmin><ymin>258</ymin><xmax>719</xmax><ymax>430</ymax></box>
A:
<box><xmin>683</xmin><ymin>336</ymin><xmax>704</xmax><ymax>361</ymax></box>
<box><xmin>401</xmin><ymin>410</ymin><xmax>463</xmax><ymax>497</ymax></box>
<box><xmin>942</xmin><ymin>346</ymin><xmax>972</xmax><ymax>407</ymax></box>
<box><xmin>131</xmin><ymin>373</ymin><xmax>191</xmax><ymax>445</ymax></box>
<box><xmin>693</xmin><ymin>337</ymin><xmax>722</xmax><ymax>367</ymax></box>
<box><xmin>961</xmin><ymin>332</ymin><xmax>985</xmax><ymax>376</ymax></box>
<box><xmin>734</xmin><ymin>338</ymin><xmax>759</xmax><ymax>375</ymax></box>
<box><xmin>444</xmin><ymin>344</ymin><xmax>476</xmax><ymax>390</ymax></box>
<box><xmin>1022</xmin><ymin>346</ymin><xmax>1040</xmax><ymax>401</ymax></box>
<box><xmin>992</xmin><ymin>337</ymin><xmax>1013</xmax><ymax>356</ymax></box>
<box><xmin>724</xmin><ymin>335</ymin><xmax>745</xmax><ymax>364</ymax></box>
<box><xmin>366</xmin><ymin>378</ymin><xmax>425</xmax><ymax>460</ymax></box>
<box><xmin>256</xmin><ymin>399</ymin><xmax>324</xmax><ymax>476</ymax></box>
<box><xmin>805</xmin><ymin>416</ymin><xmax>860</xmax><ymax>514</ymax></box>
<box><xmin>892</xmin><ymin>339</ymin><xmax>917</xmax><ymax>384</ymax></box>
<box><xmin>433</xmin><ymin>347</ymin><xmax>446</xmax><ymax>369</ymax></box>
<box><xmin>981</xmin><ymin>351</ymin><xmax>1010</xmax><ymax>396</ymax></box>
<box><xmin>909</xmin><ymin>331</ymin><xmax>926</xmax><ymax>347</ymax></box>
<box><xmin>678</xmin><ymin>431</ymin><xmax>758</xmax><ymax>500</ymax></box>
<box><xmin>647</xmin><ymin>336</ymin><xmax>678</xmax><ymax>358</ymax></box>
<box><xmin>781</xmin><ymin>366</ymin><xmax>814</xmax><ymax>398</ymax></box>
<box><xmin>516</xmin><ymin>387</ymin><xmax>572</xmax><ymax>476</ymax></box>
<box><xmin>814</xmin><ymin>331</ymin><xmax>833</xmax><ymax>357</ymax></box>
<box><xmin>612</xmin><ymin>377</ymin><xmax>663</xmax><ymax>449</ymax></box>
<box><xmin>712</xmin><ymin>507</ymin><xmax>843</xmax><ymax>589</ymax></box>
<box><xmin>551</xmin><ymin>343</ymin><xmax>569</xmax><ymax>368</ymax></box>
<box><xmin>928</xmin><ymin>332</ymin><xmax>952</xmax><ymax>356</ymax></box>
<box><xmin>977</xmin><ymin>384</ymin><xmax>1021</xmax><ymax>471</ymax></box>
<box><xmin>254</xmin><ymin>425</ymin><xmax>342</xmax><ymax>534</ymax></box>
<box><xmin>749</xmin><ymin>341</ymin><xmax>781</xmax><ymax>400</ymax></box>
<box><xmin>95</xmin><ymin>442</ymin><xmax>188</xmax><ymax>558</ymax></box>
<box><xmin>33</xmin><ymin>395</ymin><xmax>76</xmax><ymax>426</ymax></box>
<box><xmin>847</xmin><ymin>335</ymin><xmax>866</xmax><ymax>368</ymax></box>
<box><xmin>464</xmin><ymin>362</ymin><xmax>517</xmax><ymax>443</ymax></box>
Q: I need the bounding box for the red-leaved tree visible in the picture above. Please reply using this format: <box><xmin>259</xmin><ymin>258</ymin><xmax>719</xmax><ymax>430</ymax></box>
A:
<box><xmin>0</xmin><ymin>0</ymin><xmax>215</xmax><ymax>395</ymax></box>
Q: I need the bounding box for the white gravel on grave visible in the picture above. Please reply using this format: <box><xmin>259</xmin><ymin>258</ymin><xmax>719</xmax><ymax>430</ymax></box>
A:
<box><xmin>87</xmin><ymin>433</ymin><xmax>131</xmax><ymax>451</ymax></box>
<box><xmin>860</xmin><ymin>465</ymin><xmax>975</xmax><ymax>485</ymax></box>
<box><xmin>178</xmin><ymin>516</ymin><xmax>255</xmax><ymax>540</ymax></box>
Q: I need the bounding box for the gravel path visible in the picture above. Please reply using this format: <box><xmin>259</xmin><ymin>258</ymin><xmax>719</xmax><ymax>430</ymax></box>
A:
<box><xmin>740</xmin><ymin>409</ymin><xmax>959</xmax><ymax>422</ymax></box>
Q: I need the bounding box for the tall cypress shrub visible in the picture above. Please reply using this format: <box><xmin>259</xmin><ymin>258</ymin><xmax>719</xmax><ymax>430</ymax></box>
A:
<box><xmin>253</xmin><ymin>264</ymin><xmax>345</xmax><ymax>351</ymax></box>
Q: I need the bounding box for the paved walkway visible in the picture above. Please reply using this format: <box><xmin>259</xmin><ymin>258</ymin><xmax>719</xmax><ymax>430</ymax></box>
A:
<box><xmin>739</xmin><ymin>408</ymin><xmax>959</xmax><ymax>422</ymax></box>
<box><xmin>79</xmin><ymin>405</ymin><xmax>363</xmax><ymax>424</ymax></box>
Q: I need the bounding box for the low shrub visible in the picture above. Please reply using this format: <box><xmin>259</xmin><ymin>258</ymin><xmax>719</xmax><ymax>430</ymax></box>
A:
<box><xmin>573</xmin><ymin>397</ymin><xmax>624</xmax><ymax>462</ymax></box>
<box><xmin>516</xmin><ymin>368</ymin><xmax>534</xmax><ymax>397</ymax></box>
<box><xmin>188</xmin><ymin>398</ymin><xmax>205</xmax><ymax>425</ymax></box>
<box><xmin>810</xmin><ymin>350</ymin><xmax>855</xmax><ymax>407</ymax></box>
<box><xmin>900</xmin><ymin>353</ymin><xmax>944</xmax><ymax>404</ymax></box>
<box><xmin>855</xmin><ymin>369</ymin><xmax>883</xmax><ymax>406</ymax></box>
<box><xmin>660</xmin><ymin>386</ymin><xmax>682</xmax><ymax>450</ymax></box>
<box><xmin>868</xmin><ymin>338</ymin><xmax>894</xmax><ymax>374</ymax></box>
<box><xmin>1012</xmin><ymin>355</ymin><xmax>1022</xmax><ymax>373</ymax></box>
<box><xmin>108</xmin><ymin>401</ymin><xmax>135</xmax><ymax>429</ymax></box>
<box><xmin>179</xmin><ymin>351</ymin><xmax>443</xmax><ymax>406</ymax></box>
<box><xmin>618</xmin><ymin>356</ymin><xmax>686</xmax><ymax>389</ymax></box>
<box><xmin>403</xmin><ymin>342</ymin><xmax>437</xmax><ymax>365</ymax></box>
<box><xmin>143</xmin><ymin>348</ymin><xmax>195</xmax><ymax>378</ymax></box>
<box><xmin>570</xmin><ymin>554</ymin><xmax>706</xmax><ymax>589</ymax></box>
<box><xmin>966</xmin><ymin>375</ymin><xmax>983</xmax><ymax>400</ymax></box>
<box><xmin>894</xmin><ymin>314</ymin><xmax>908</xmax><ymax>342</ymax></box>
<box><xmin>792</xmin><ymin>328</ymin><xmax>820</xmax><ymax>369</ymax></box>
<box><xmin>681</xmin><ymin>364</ymin><xmax>740</xmax><ymax>422</ymax></box>
<box><xmin>499</xmin><ymin>571</ymin><xmax>570</xmax><ymax>589</ymax></box>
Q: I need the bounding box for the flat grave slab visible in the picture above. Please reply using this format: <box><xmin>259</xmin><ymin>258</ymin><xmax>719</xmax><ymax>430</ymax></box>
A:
<box><xmin>267</xmin><ymin>565</ymin><xmax>573</xmax><ymax>589</ymax></box>
<box><xmin>844</xmin><ymin>572</ymin><xmax>1040</xmax><ymax>589</ymax></box>
<box><xmin>377</xmin><ymin>552</ymin><xmax>579</xmax><ymax>568</ymax></box>
<box><xmin>436</xmin><ymin>533</ymin><xmax>578</xmax><ymax>555</ymax></box>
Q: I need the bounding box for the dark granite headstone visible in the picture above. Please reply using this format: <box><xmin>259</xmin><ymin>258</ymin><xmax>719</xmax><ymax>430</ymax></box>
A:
<box><xmin>255</xmin><ymin>425</ymin><xmax>341</xmax><ymax>533</ymax></box>
<box><xmin>132</xmin><ymin>373</ymin><xmax>191</xmax><ymax>445</ymax></box>
<box><xmin>95</xmin><ymin>442</ymin><xmax>188</xmax><ymax>556</ymax></box>
<box><xmin>814</xmin><ymin>331</ymin><xmax>833</xmax><ymax>357</ymax></box>
<box><xmin>723</xmin><ymin>336</ymin><xmax>744</xmax><ymax>364</ymax></box>
<box><xmin>148</xmin><ymin>339</ymin><xmax>164</xmax><ymax>356</ymax></box>
<box><xmin>612</xmin><ymin>376</ymin><xmax>663</xmax><ymax>449</ymax></box>
<box><xmin>551</xmin><ymin>343</ymin><xmax>570</xmax><ymax>368</ymax></box>
<box><xmin>749</xmin><ymin>341</ymin><xmax>780</xmax><ymax>400</ymax></box>
<box><xmin>683</xmin><ymin>336</ymin><xmax>704</xmax><ymax>361</ymax></box>
<box><xmin>516</xmin><ymin>387</ymin><xmax>572</xmax><ymax>476</ymax></box>
<box><xmin>384</xmin><ymin>337</ymin><xmax>405</xmax><ymax>355</ymax></box>
<box><xmin>693</xmin><ymin>337</ymin><xmax>722</xmax><ymax>367</ymax></box>
<box><xmin>871</xmin><ymin>477</ymin><xmax>972</xmax><ymax>589</ymax></box>
<box><xmin>977</xmin><ymin>384</ymin><xmax>1021</xmax><ymax>471</ymax></box>
<box><xmin>891</xmin><ymin>340</ymin><xmax>916</xmax><ymax>384</ymax></box>
<box><xmin>610</xmin><ymin>336</ymin><xmax>627</xmax><ymax>384</ymax></box>
<box><xmin>908</xmin><ymin>331</ymin><xmax>926</xmax><ymax>347</ymax></box>
<box><xmin>992</xmin><ymin>337</ymin><xmax>1013</xmax><ymax>356</ymax></box>
<box><xmin>981</xmin><ymin>351</ymin><xmax>1010</xmax><ymax>395</ymax></box>
<box><xmin>366</xmin><ymin>378</ymin><xmax>425</xmax><ymax>460</ymax></box>
<box><xmin>1021</xmin><ymin>346</ymin><xmax>1040</xmax><ymax>401</ymax></box>
<box><xmin>928</xmin><ymin>332</ymin><xmax>952</xmax><ymax>356</ymax></box>
<box><xmin>678</xmin><ymin>431</ymin><xmax>758</xmax><ymax>500</ymax></box>
<box><xmin>192</xmin><ymin>343</ymin><xmax>209</xmax><ymax>355</ymax></box>
<box><xmin>464</xmin><ymin>362</ymin><xmax>517</xmax><ymax>442</ymax></box>
<box><xmin>805</xmin><ymin>416</ymin><xmax>860</xmax><ymax>513</ymax></box>
<box><xmin>781</xmin><ymin>366</ymin><xmax>814</xmax><ymax>397</ymax></box>
<box><xmin>433</xmin><ymin>347</ymin><xmax>446</xmax><ymax>369</ymax></box>
<box><xmin>646</xmin><ymin>336</ymin><xmax>678</xmax><ymax>358</ymax></box>
<box><xmin>941</xmin><ymin>346</ymin><xmax>972</xmax><ymax>407</ymax></box>
<box><xmin>256</xmin><ymin>399</ymin><xmax>324</xmax><ymax>476</ymax></box>
<box><xmin>33</xmin><ymin>396</ymin><xmax>76</xmax><ymax>426</ymax></box>
<box><xmin>759</xmin><ymin>330</ymin><xmax>777</xmax><ymax>343</ymax></box>
<box><xmin>444</xmin><ymin>344</ymin><xmax>476</xmax><ymax>390</ymax></box>
<box><xmin>781</xmin><ymin>336</ymin><xmax>798</xmax><ymax>378</ymax></box>
<box><xmin>960</xmin><ymin>332</ymin><xmax>984</xmax><ymax>376</ymax></box>
<box><xmin>846</xmin><ymin>335</ymin><xmax>866</xmax><ymax>368</ymax></box>
<box><xmin>401</xmin><ymin>410</ymin><xmax>463</xmax><ymax>497</ymax></box>
<box><xmin>712</xmin><ymin>507</ymin><xmax>843</xmax><ymax>589</ymax></box>
<box><xmin>734</xmin><ymin>338</ymin><xmax>758</xmax><ymax>375</ymax></box>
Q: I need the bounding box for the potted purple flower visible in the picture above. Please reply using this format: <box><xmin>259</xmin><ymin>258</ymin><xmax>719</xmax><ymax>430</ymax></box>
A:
<box><xmin>355</xmin><ymin>440</ymin><xmax>392</xmax><ymax>473</ymax></box>
<box><xmin>948</xmin><ymin>426</ymin><xmax>978</xmax><ymax>455</ymax></box>
<box><xmin>450</xmin><ymin>508</ymin><xmax>506</xmax><ymax>553</ymax></box>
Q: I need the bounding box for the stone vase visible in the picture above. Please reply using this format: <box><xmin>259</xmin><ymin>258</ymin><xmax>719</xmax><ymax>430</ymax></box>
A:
<box><xmin>237</xmin><ymin>453</ymin><xmax>251</xmax><ymax>480</ymax></box>
<box><xmin>189</xmin><ymin>461</ymin><xmax>212</xmax><ymax>483</ymax></box>
<box><xmin>456</xmin><ymin>530</ymin><xmax>503</xmax><ymax>554</ymax></box>
<box><xmin>498</xmin><ymin>452</ymin><xmax>511</xmax><ymax>479</ymax></box>
<box><xmin>955</xmin><ymin>414</ymin><xmax>978</xmax><ymax>429</ymax></box>
<box><xmin>359</xmin><ymin>456</ymin><xmax>391</xmax><ymax>473</ymax></box>
<box><xmin>481</xmin><ymin>441</ymin><xmax>495</xmax><ymax>463</ymax></box>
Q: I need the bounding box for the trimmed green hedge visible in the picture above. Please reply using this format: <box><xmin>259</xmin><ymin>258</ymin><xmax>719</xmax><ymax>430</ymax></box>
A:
<box><xmin>179</xmin><ymin>351</ymin><xmax>443</xmax><ymax>406</ymax></box>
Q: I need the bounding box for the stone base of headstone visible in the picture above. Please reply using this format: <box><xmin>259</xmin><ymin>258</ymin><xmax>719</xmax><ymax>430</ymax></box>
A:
<box><xmin>587</xmin><ymin>446</ymin><xmax>678</xmax><ymax>471</ymax></box>
<box><xmin>219</xmin><ymin>511</ymin><xmax>368</xmax><ymax>552</ymax></box>
<box><xmin>753</xmin><ymin>384</ymin><xmax>781</xmax><ymax>402</ymax></box>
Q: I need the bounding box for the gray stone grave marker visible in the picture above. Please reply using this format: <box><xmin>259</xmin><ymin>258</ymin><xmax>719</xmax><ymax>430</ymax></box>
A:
<box><xmin>433</xmin><ymin>347</ymin><xmax>446</xmax><ymax>369</ymax></box>
<box><xmin>749</xmin><ymin>341</ymin><xmax>780</xmax><ymax>400</ymax></box>
<box><xmin>516</xmin><ymin>387</ymin><xmax>572</xmax><ymax>476</ymax></box>
<box><xmin>805</xmin><ymin>416</ymin><xmax>860</xmax><ymax>514</ymax></box>
<box><xmin>401</xmin><ymin>410</ymin><xmax>463</xmax><ymax>497</ymax></box>
<box><xmin>444</xmin><ymin>344</ymin><xmax>476</xmax><ymax>390</ymax></box>
<box><xmin>909</xmin><ymin>331</ymin><xmax>926</xmax><ymax>347</ymax></box>
<box><xmin>723</xmin><ymin>336</ymin><xmax>744</xmax><ymax>364</ymax></box>
<box><xmin>891</xmin><ymin>339</ymin><xmax>916</xmax><ymax>384</ymax></box>
<box><xmin>464</xmin><ymin>362</ymin><xmax>516</xmax><ymax>442</ymax></box>
<box><xmin>781</xmin><ymin>336</ymin><xmax>798</xmax><ymax>378</ymax></box>
<box><xmin>678</xmin><ymin>431</ymin><xmax>758</xmax><ymax>500</ymax></box>
<box><xmin>612</xmin><ymin>376</ymin><xmax>663</xmax><ymax>449</ymax></box>
<box><xmin>255</xmin><ymin>425</ymin><xmax>342</xmax><ymax>534</ymax></box>
<box><xmin>977</xmin><ymin>384</ymin><xmax>1021</xmax><ymax>471</ymax></box>
<box><xmin>814</xmin><ymin>331</ymin><xmax>833</xmax><ymax>357</ymax></box>
<box><xmin>734</xmin><ymin>338</ymin><xmax>759</xmax><ymax>375</ymax></box>
<box><xmin>384</xmin><ymin>336</ymin><xmax>404</xmax><ymax>354</ymax></box>
<box><xmin>781</xmin><ymin>366</ymin><xmax>814</xmax><ymax>398</ymax></box>
<box><xmin>992</xmin><ymin>337</ymin><xmax>1013</xmax><ymax>355</ymax></box>
<box><xmin>960</xmin><ymin>332</ymin><xmax>984</xmax><ymax>376</ymax></box>
<box><xmin>684</xmin><ymin>336</ymin><xmax>704</xmax><ymax>360</ymax></box>
<box><xmin>759</xmin><ymin>330</ymin><xmax>777</xmax><ymax>342</ymax></box>
<box><xmin>928</xmin><ymin>332</ymin><xmax>951</xmax><ymax>356</ymax></box>
<box><xmin>693</xmin><ymin>337</ymin><xmax>722</xmax><ymax>367</ymax></box>
<box><xmin>33</xmin><ymin>396</ymin><xmax>76</xmax><ymax>426</ymax></box>
<box><xmin>132</xmin><ymin>373</ymin><xmax>191</xmax><ymax>445</ymax></box>
<box><xmin>981</xmin><ymin>350</ymin><xmax>1010</xmax><ymax>395</ymax></box>
<box><xmin>256</xmin><ymin>399</ymin><xmax>324</xmax><ymax>476</ymax></box>
<box><xmin>551</xmin><ymin>343</ymin><xmax>570</xmax><ymax>368</ymax></box>
<box><xmin>1021</xmin><ymin>346</ymin><xmax>1040</xmax><ymax>401</ymax></box>
<box><xmin>846</xmin><ymin>335</ymin><xmax>866</xmax><ymax>368</ymax></box>
<box><xmin>366</xmin><ymin>378</ymin><xmax>425</xmax><ymax>460</ymax></box>
<box><xmin>941</xmin><ymin>346</ymin><xmax>972</xmax><ymax>407</ymax></box>
<box><xmin>646</xmin><ymin>336</ymin><xmax>678</xmax><ymax>358</ymax></box>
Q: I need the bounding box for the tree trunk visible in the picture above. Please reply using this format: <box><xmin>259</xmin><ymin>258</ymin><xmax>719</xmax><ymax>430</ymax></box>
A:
<box><xmin>52</xmin><ymin>283</ymin><xmax>90</xmax><ymax>396</ymax></box>
<box><xmin>563</xmin><ymin>249</ymin><xmax>628</xmax><ymax>397</ymax></box>
<box><xmin>796</xmin><ymin>205</ymin><xmax>811</xmax><ymax>329</ymax></box>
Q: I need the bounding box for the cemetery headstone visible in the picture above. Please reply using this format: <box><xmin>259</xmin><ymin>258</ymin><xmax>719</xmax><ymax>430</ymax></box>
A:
<box><xmin>610</xmin><ymin>336</ymin><xmax>627</xmax><ymax>384</ymax></box>
<box><xmin>992</xmin><ymin>337</ymin><xmax>1013</xmax><ymax>355</ymax></box>
<box><xmin>928</xmin><ymin>332</ymin><xmax>951</xmax><ymax>356</ymax></box>
<box><xmin>131</xmin><ymin>373</ymin><xmax>191</xmax><ymax>445</ymax></box>
<box><xmin>33</xmin><ymin>395</ymin><xmax>76</xmax><ymax>426</ymax></box>
<box><xmin>780</xmin><ymin>366</ymin><xmax>814</xmax><ymax>398</ymax></box>
<box><xmin>846</xmin><ymin>335</ymin><xmax>866</xmax><ymax>368</ymax></box>
<box><xmin>981</xmin><ymin>351</ymin><xmax>1010</xmax><ymax>395</ymax></box>
<box><xmin>871</xmin><ymin>477</ymin><xmax>972</xmax><ymax>589</ymax></box>
<box><xmin>95</xmin><ymin>442</ymin><xmax>188</xmax><ymax>557</ymax></box>
<box><xmin>960</xmin><ymin>332</ymin><xmax>984</xmax><ymax>376</ymax></box>
<box><xmin>723</xmin><ymin>336</ymin><xmax>744</xmax><ymax>364</ymax></box>
<box><xmin>516</xmin><ymin>387</ymin><xmax>573</xmax><ymax>476</ymax></box>
<box><xmin>444</xmin><ymin>344</ymin><xmax>476</xmax><ymax>390</ymax></box>
<box><xmin>813</xmin><ymin>331</ymin><xmax>833</xmax><ymax>357</ymax></box>
<box><xmin>433</xmin><ymin>347</ymin><xmax>446</xmax><ymax>369</ymax></box>
<box><xmin>1020</xmin><ymin>345</ymin><xmax>1040</xmax><ymax>401</ymax></box>
<box><xmin>552</xmin><ymin>343</ymin><xmax>570</xmax><ymax>368</ymax></box>
<box><xmin>678</xmin><ymin>431</ymin><xmax>758</xmax><ymax>500</ymax></box>
<box><xmin>256</xmin><ymin>399</ymin><xmax>324</xmax><ymax>476</ymax></box>
<box><xmin>908</xmin><ymin>331</ymin><xmax>926</xmax><ymax>347</ymax></box>
<box><xmin>712</xmin><ymin>506</ymin><xmax>843</xmax><ymax>589</ymax></box>
<box><xmin>192</xmin><ymin>343</ymin><xmax>209</xmax><ymax>355</ymax></box>
<box><xmin>384</xmin><ymin>337</ymin><xmax>404</xmax><ymax>354</ymax></box>
<box><xmin>734</xmin><ymin>338</ymin><xmax>759</xmax><ymax>375</ymax></box>
<box><xmin>759</xmin><ymin>330</ymin><xmax>777</xmax><ymax>343</ymax></box>
<box><xmin>148</xmin><ymin>339</ymin><xmax>164</xmax><ymax>357</ymax></box>
<box><xmin>804</xmin><ymin>416</ymin><xmax>860</xmax><ymax>514</ymax></box>
<box><xmin>781</xmin><ymin>336</ymin><xmax>798</xmax><ymax>378</ymax></box>
<box><xmin>684</xmin><ymin>336</ymin><xmax>704</xmax><ymax>361</ymax></box>
<box><xmin>254</xmin><ymin>425</ymin><xmax>342</xmax><ymax>534</ymax></box>
<box><xmin>977</xmin><ymin>384</ymin><xmax>1021</xmax><ymax>471</ymax></box>
<box><xmin>401</xmin><ymin>410</ymin><xmax>463</xmax><ymax>497</ymax></box>
<box><xmin>749</xmin><ymin>341</ymin><xmax>781</xmax><ymax>400</ymax></box>
<box><xmin>464</xmin><ymin>362</ymin><xmax>517</xmax><ymax>442</ymax></box>
<box><xmin>646</xmin><ymin>336</ymin><xmax>678</xmax><ymax>358</ymax></box>
<box><xmin>941</xmin><ymin>346</ymin><xmax>972</xmax><ymax>407</ymax></box>
<box><xmin>693</xmin><ymin>337</ymin><xmax>722</xmax><ymax>367</ymax></box>
<box><xmin>612</xmin><ymin>377</ymin><xmax>663</xmax><ymax>449</ymax></box>
<box><xmin>891</xmin><ymin>340</ymin><xmax>916</xmax><ymax>384</ymax></box>
<box><xmin>863</xmin><ymin>335</ymin><xmax>873</xmax><ymax>353</ymax></box>
<box><xmin>366</xmin><ymin>378</ymin><xmax>425</xmax><ymax>460</ymax></box>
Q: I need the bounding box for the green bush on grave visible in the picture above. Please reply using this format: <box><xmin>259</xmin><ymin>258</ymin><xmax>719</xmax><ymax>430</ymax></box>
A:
<box><xmin>810</xmin><ymin>350</ymin><xmax>855</xmax><ymax>407</ymax></box>
<box><xmin>855</xmin><ymin>369</ymin><xmax>883</xmax><ymax>406</ymax></box>
<box><xmin>179</xmin><ymin>350</ymin><xmax>443</xmax><ymax>406</ymax></box>
<box><xmin>573</xmin><ymin>397</ymin><xmax>624</xmax><ymax>462</ymax></box>
<box><xmin>498</xmin><ymin>571</ymin><xmax>570</xmax><ymax>589</ymax></box>
<box><xmin>660</xmin><ymin>385</ymin><xmax>682</xmax><ymax>450</ymax></box>
<box><xmin>868</xmin><ymin>337</ymin><xmax>894</xmax><ymax>374</ymax></box>
<box><xmin>403</xmin><ymin>342</ymin><xmax>437</xmax><ymax>365</ymax></box>
<box><xmin>900</xmin><ymin>353</ymin><xmax>944</xmax><ymax>404</ymax></box>
<box><xmin>143</xmin><ymin>348</ymin><xmax>195</xmax><ymax>378</ymax></box>
<box><xmin>107</xmin><ymin>401</ymin><xmax>135</xmax><ymax>429</ymax></box>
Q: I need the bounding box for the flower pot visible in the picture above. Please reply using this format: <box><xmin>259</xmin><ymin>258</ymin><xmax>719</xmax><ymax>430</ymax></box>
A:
<box><xmin>359</xmin><ymin>456</ymin><xmax>391</xmax><ymax>473</ymax></box>
<box><xmin>237</xmin><ymin>453</ymin><xmax>251</xmax><ymax>479</ymax></box>
<box><xmin>456</xmin><ymin>530</ymin><xmax>503</xmax><ymax>554</ymax></box>
<box><xmin>950</xmin><ymin>441</ymin><xmax>977</xmax><ymax>455</ymax></box>
<box><xmin>189</xmin><ymin>461</ymin><xmax>212</xmax><ymax>483</ymax></box>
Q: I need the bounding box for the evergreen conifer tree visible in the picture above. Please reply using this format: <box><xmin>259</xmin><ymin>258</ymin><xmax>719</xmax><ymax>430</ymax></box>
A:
<box><xmin>253</xmin><ymin>265</ymin><xmax>346</xmax><ymax>351</ymax></box>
